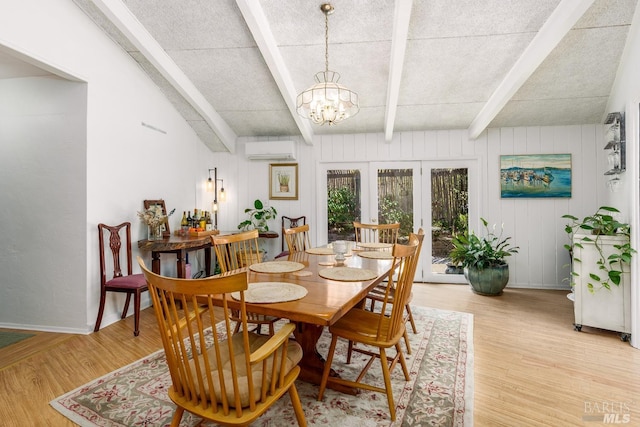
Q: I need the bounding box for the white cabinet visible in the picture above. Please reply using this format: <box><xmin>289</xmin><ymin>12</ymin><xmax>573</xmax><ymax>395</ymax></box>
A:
<box><xmin>572</xmin><ymin>233</ymin><xmax>631</xmax><ymax>338</ymax></box>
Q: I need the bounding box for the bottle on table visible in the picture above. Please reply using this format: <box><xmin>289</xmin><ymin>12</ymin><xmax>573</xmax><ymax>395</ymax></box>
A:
<box><xmin>180</xmin><ymin>211</ymin><xmax>189</xmax><ymax>235</ymax></box>
<box><xmin>199</xmin><ymin>211</ymin><xmax>207</xmax><ymax>230</ymax></box>
<box><xmin>205</xmin><ymin>211</ymin><xmax>213</xmax><ymax>231</ymax></box>
<box><xmin>186</xmin><ymin>211</ymin><xmax>192</xmax><ymax>229</ymax></box>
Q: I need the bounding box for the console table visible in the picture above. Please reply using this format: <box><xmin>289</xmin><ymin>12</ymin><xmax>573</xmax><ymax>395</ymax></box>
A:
<box><xmin>138</xmin><ymin>235</ymin><xmax>212</xmax><ymax>278</ymax></box>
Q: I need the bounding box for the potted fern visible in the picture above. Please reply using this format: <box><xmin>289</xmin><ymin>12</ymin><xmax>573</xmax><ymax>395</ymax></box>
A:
<box><xmin>449</xmin><ymin>218</ymin><xmax>519</xmax><ymax>296</ymax></box>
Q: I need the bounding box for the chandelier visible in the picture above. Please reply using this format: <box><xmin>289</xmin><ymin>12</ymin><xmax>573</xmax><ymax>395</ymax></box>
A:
<box><xmin>296</xmin><ymin>3</ymin><xmax>359</xmax><ymax>126</ymax></box>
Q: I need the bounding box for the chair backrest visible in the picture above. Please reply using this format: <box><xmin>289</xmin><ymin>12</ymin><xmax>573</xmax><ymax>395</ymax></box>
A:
<box><xmin>137</xmin><ymin>259</ymin><xmax>300</xmax><ymax>420</ymax></box>
<box><xmin>375</xmin><ymin>239</ymin><xmax>419</xmax><ymax>341</ymax></box>
<box><xmin>281</xmin><ymin>216</ymin><xmax>306</xmax><ymax>252</ymax></box>
<box><xmin>212</xmin><ymin>230</ymin><xmax>262</xmax><ymax>272</ymax></box>
<box><xmin>98</xmin><ymin>222</ymin><xmax>134</xmax><ymax>286</ymax></box>
<box><xmin>283</xmin><ymin>224</ymin><xmax>311</xmax><ymax>253</ymax></box>
<box><xmin>407</xmin><ymin>228</ymin><xmax>425</xmax><ymax>281</ymax></box>
<box><xmin>353</xmin><ymin>222</ymin><xmax>400</xmax><ymax>245</ymax></box>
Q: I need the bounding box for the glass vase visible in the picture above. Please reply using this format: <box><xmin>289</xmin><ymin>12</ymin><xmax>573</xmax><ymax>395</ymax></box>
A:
<box><xmin>148</xmin><ymin>223</ymin><xmax>164</xmax><ymax>240</ymax></box>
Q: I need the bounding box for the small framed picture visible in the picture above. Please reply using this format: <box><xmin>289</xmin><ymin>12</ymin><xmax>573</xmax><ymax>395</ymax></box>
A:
<box><xmin>269</xmin><ymin>163</ymin><xmax>298</xmax><ymax>200</ymax></box>
<box><xmin>143</xmin><ymin>199</ymin><xmax>171</xmax><ymax>236</ymax></box>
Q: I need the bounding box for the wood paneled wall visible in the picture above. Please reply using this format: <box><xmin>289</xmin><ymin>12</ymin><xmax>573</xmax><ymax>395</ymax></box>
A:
<box><xmin>238</xmin><ymin>124</ymin><xmax>609</xmax><ymax>289</ymax></box>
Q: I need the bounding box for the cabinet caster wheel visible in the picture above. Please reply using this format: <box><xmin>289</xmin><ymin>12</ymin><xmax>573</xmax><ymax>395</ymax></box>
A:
<box><xmin>574</xmin><ymin>324</ymin><xmax>582</xmax><ymax>332</ymax></box>
<box><xmin>620</xmin><ymin>333</ymin><xmax>631</xmax><ymax>342</ymax></box>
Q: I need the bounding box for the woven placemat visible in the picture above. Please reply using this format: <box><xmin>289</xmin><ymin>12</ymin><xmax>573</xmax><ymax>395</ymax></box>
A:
<box><xmin>306</xmin><ymin>247</ymin><xmax>334</xmax><ymax>255</ymax></box>
<box><xmin>318</xmin><ymin>267</ymin><xmax>378</xmax><ymax>282</ymax></box>
<box><xmin>358</xmin><ymin>251</ymin><xmax>393</xmax><ymax>259</ymax></box>
<box><xmin>249</xmin><ymin>261</ymin><xmax>305</xmax><ymax>273</ymax></box>
<box><xmin>357</xmin><ymin>242</ymin><xmax>393</xmax><ymax>250</ymax></box>
<box><xmin>231</xmin><ymin>282</ymin><xmax>308</xmax><ymax>303</ymax></box>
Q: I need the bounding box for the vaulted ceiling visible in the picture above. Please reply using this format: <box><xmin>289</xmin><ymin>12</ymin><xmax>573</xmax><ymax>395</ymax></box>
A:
<box><xmin>51</xmin><ymin>1</ymin><xmax>640</xmax><ymax>152</ymax></box>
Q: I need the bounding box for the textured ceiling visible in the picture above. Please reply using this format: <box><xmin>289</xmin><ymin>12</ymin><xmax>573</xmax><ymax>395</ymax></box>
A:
<box><xmin>27</xmin><ymin>1</ymin><xmax>640</xmax><ymax>151</ymax></box>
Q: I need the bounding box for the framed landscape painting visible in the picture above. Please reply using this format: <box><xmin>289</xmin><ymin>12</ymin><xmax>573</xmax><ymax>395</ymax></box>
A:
<box><xmin>500</xmin><ymin>154</ymin><xmax>572</xmax><ymax>198</ymax></box>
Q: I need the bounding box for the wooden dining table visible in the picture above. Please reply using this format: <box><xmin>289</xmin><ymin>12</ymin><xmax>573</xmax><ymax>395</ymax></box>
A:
<box><xmin>240</xmin><ymin>247</ymin><xmax>394</xmax><ymax>394</ymax></box>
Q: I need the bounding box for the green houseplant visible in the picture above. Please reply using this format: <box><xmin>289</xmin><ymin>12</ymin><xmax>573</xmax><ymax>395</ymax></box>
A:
<box><xmin>562</xmin><ymin>206</ymin><xmax>635</xmax><ymax>293</ymax></box>
<box><xmin>449</xmin><ymin>218</ymin><xmax>519</xmax><ymax>296</ymax></box>
<box><xmin>238</xmin><ymin>199</ymin><xmax>277</xmax><ymax>232</ymax></box>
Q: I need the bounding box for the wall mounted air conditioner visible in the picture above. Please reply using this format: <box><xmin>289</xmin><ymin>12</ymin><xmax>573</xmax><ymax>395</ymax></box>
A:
<box><xmin>245</xmin><ymin>141</ymin><xmax>296</xmax><ymax>160</ymax></box>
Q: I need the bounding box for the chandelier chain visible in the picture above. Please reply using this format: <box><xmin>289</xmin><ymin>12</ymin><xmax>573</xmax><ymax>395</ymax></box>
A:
<box><xmin>324</xmin><ymin>10</ymin><xmax>329</xmax><ymax>72</ymax></box>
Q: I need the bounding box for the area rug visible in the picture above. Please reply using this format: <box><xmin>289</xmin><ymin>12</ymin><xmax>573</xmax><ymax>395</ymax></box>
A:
<box><xmin>0</xmin><ymin>331</ymin><xmax>34</xmax><ymax>349</ymax></box>
<box><xmin>51</xmin><ymin>306</ymin><xmax>473</xmax><ymax>426</ymax></box>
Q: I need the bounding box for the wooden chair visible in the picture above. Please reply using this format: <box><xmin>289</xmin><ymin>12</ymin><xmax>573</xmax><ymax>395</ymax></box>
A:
<box><xmin>317</xmin><ymin>239</ymin><xmax>419</xmax><ymax>421</ymax></box>
<box><xmin>277</xmin><ymin>215</ymin><xmax>306</xmax><ymax>258</ymax></box>
<box><xmin>283</xmin><ymin>224</ymin><xmax>312</xmax><ymax>254</ymax></box>
<box><xmin>211</xmin><ymin>230</ymin><xmax>280</xmax><ymax>335</ymax></box>
<box><xmin>138</xmin><ymin>259</ymin><xmax>307</xmax><ymax>427</ymax></box>
<box><xmin>353</xmin><ymin>222</ymin><xmax>400</xmax><ymax>245</ymax></box>
<box><xmin>94</xmin><ymin>222</ymin><xmax>148</xmax><ymax>336</ymax></box>
<box><xmin>366</xmin><ymin>229</ymin><xmax>425</xmax><ymax>354</ymax></box>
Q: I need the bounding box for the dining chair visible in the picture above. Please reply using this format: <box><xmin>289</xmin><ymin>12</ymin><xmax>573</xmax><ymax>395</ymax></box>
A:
<box><xmin>277</xmin><ymin>215</ymin><xmax>306</xmax><ymax>258</ymax></box>
<box><xmin>211</xmin><ymin>230</ymin><xmax>280</xmax><ymax>335</ymax></box>
<box><xmin>137</xmin><ymin>259</ymin><xmax>307</xmax><ymax>427</ymax></box>
<box><xmin>353</xmin><ymin>222</ymin><xmax>400</xmax><ymax>245</ymax></box>
<box><xmin>317</xmin><ymin>239</ymin><xmax>419</xmax><ymax>421</ymax></box>
<box><xmin>366</xmin><ymin>229</ymin><xmax>425</xmax><ymax>354</ymax></box>
<box><xmin>94</xmin><ymin>222</ymin><xmax>148</xmax><ymax>337</ymax></box>
<box><xmin>283</xmin><ymin>224</ymin><xmax>312</xmax><ymax>253</ymax></box>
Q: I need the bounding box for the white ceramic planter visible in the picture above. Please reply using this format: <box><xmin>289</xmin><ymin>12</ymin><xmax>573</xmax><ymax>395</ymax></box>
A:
<box><xmin>572</xmin><ymin>233</ymin><xmax>631</xmax><ymax>338</ymax></box>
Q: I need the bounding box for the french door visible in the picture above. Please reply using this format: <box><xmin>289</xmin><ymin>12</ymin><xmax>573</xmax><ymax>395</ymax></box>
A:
<box><xmin>319</xmin><ymin>160</ymin><xmax>476</xmax><ymax>283</ymax></box>
<box><xmin>421</xmin><ymin>159</ymin><xmax>478</xmax><ymax>284</ymax></box>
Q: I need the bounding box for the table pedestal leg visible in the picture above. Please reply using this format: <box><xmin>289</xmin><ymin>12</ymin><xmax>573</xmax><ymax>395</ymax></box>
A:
<box><xmin>151</xmin><ymin>252</ymin><xmax>161</xmax><ymax>275</ymax></box>
<box><xmin>293</xmin><ymin>322</ymin><xmax>358</xmax><ymax>396</ymax></box>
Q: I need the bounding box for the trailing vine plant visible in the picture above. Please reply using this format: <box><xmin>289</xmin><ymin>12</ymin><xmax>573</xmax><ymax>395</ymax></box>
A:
<box><xmin>562</xmin><ymin>206</ymin><xmax>635</xmax><ymax>293</ymax></box>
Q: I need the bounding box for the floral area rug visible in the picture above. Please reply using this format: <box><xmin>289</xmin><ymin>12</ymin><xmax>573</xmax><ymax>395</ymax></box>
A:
<box><xmin>51</xmin><ymin>306</ymin><xmax>473</xmax><ymax>426</ymax></box>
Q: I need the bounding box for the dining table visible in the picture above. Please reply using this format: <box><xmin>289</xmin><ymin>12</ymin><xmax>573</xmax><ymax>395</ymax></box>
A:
<box><xmin>236</xmin><ymin>244</ymin><xmax>395</xmax><ymax>394</ymax></box>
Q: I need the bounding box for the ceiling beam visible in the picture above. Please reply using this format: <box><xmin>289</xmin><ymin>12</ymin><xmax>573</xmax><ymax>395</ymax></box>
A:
<box><xmin>384</xmin><ymin>0</ymin><xmax>414</xmax><ymax>142</ymax></box>
<box><xmin>89</xmin><ymin>0</ymin><xmax>238</xmax><ymax>153</ymax></box>
<box><xmin>236</xmin><ymin>0</ymin><xmax>314</xmax><ymax>145</ymax></box>
<box><xmin>468</xmin><ymin>0</ymin><xmax>596</xmax><ymax>139</ymax></box>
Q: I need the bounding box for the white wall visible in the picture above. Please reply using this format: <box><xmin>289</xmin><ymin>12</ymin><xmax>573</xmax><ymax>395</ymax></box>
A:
<box><xmin>0</xmin><ymin>76</ymin><xmax>87</xmax><ymax>330</ymax></box>
<box><xmin>0</xmin><ymin>0</ymin><xmax>220</xmax><ymax>333</ymax></box>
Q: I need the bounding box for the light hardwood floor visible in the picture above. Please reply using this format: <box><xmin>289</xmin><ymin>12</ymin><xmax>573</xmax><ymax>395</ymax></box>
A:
<box><xmin>1</xmin><ymin>283</ymin><xmax>639</xmax><ymax>426</ymax></box>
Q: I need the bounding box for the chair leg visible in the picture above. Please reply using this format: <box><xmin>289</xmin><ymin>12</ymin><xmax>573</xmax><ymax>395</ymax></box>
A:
<box><xmin>379</xmin><ymin>347</ymin><xmax>396</xmax><ymax>421</ymax></box>
<box><xmin>406</xmin><ymin>304</ymin><xmax>417</xmax><ymax>333</ymax></box>
<box><xmin>169</xmin><ymin>407</ymin><xmax>185</xmax><ymax>427</ymax></box>
<box><xmin>121</xmin><ymin>293</ymin><xmax>132</xmax><ymax>319</ymax></box>
<box><xmin>403</xmin><ymin>330</ymin><xmax>412</xmax><ymax>355</ymax></box>
<box><xmin>288</xmin><ymin>382</ymin><xmax>307</xmax><ymax>427</ymax></box>
<box><xmin>94</xmin><ymin>290</ymin><xmax>107</xmax><ymax>332</ymax></box>
<box><xmin>317</xmin><ymin>335</ymin><xmax>338</xmax><ymax>401</ymax></box>
<box><xmin>133</xmin><ymin>290</ymin><xmax>141</xmax><ymax>337</ymax></box>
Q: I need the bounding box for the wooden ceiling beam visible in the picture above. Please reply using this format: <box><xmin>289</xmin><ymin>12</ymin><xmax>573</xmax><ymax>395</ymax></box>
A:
<box><xmin>468</xmin><ymin>0</ymin><xmax>596</xmax><ymax>139</ymax></box>
<box><xmin>90</xmin><ymin>0</ymin><xmax>238</xmax><ymax>153</ymax></box>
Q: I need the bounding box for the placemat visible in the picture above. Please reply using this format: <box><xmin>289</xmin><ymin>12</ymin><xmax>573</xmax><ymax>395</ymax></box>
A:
<box><xmin>318</xmin><ymin>267</ymin><xmax>378</xmax><ymax>281</ymax></box>
<box><xmin>249</xmin><ymin>261</ymin><xmax>305</xmax><ymax>273</ymax></box>
<box><xmin>357</xmin><ymin>242</ymin><xmax>393</xmax><ymax>250</ymax></box>
<box><xmin>358</xmin><ymin>250</ymin><xmax>393</xmax><ymax>259</ymax></box>
<box><xmin>305</xmin><ymin>247</ymin><xmax>335</xmax><ymax>255</ymax></box>
<box><xmin>231</xmin><ymin>282</ymin><xmax>308</xmax><ymax>303</ymax></box>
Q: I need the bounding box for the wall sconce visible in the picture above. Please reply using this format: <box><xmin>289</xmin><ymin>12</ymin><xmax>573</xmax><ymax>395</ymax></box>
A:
<box><xmin>603</xmin><ymin>112</ymin><xmax>625</xmax><ymax>192</ymax></box>
<box><xmin>604</xmin><ymin>112</ymin><xmax>625</xmax><ymax>174</ymax></box>
<box><xmin>207</xmin><ymin>168</ymin><xmax>226</xmax><ymax>229</ymax></box>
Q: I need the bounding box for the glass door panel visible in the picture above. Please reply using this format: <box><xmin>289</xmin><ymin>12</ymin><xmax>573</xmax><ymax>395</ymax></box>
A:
<box><xmin>319</xmin><ymin>163</ymin><xmax>369</xmax><ymax>245</ymax></box>
<box><xmin>423</xmin><ymin>160</ymin><xmax>478</xmax><ymax>284</ymax></box>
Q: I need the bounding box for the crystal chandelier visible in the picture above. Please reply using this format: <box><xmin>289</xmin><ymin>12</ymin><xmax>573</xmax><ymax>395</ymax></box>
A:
<box><xmin>296</xmin><ymin>3</ymin><xmax>359</xmax><ymax>126</ymax></box>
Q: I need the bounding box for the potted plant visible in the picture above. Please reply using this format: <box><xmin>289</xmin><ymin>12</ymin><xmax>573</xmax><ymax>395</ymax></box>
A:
<box><xmin>238</xmin><ymin>199</ymin><xmax>277</xmax><ymax>232</ymax></box>
<box><xmin>449</xmin><ymin>218</ymin><xmax>519</xmax><ymax>296</ymax></box>
<box><xmin>562</xmin><ymin>206</ymin><xmax>634</xmax><ymax>338</ymax></box>
<box><xmin>562</xmin><ymin>206</ymin><xmax>635</xmax><ymax>293</ymax></box>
